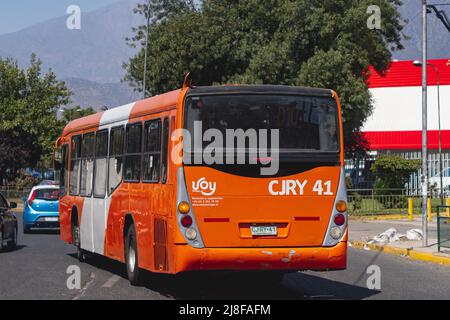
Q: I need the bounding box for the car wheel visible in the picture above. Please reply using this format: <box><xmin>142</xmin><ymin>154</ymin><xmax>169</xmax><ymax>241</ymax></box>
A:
<box><xmin>23</xmin><ymin>225</ymin><xmax>30</xmax><ymax>234</ymax></box>
<box><xmin>72</xmin><ymin>223</ymin><xmax>86</xmax><ymax>262</ymax></box>
<box><xmin>125</xmin><ymin>224</ymin><xmax>141</xmax><ymax>286</ymax></box>
<box><xmin>7</xmin><ymin>226</ymin><xmax>17</xmax><ymax>250</ymax></box>
<box><xmin>0</xmin><ymin>228</ymin><xmax>4</xmax><ymax>251</ymax></box>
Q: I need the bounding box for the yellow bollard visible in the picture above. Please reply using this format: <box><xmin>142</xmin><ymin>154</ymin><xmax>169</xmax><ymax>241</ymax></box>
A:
<box><xmin>427</xmin><ymin>198</ymin><xmax>432</xmax><ymax>222</ymax></box>
<box><xmin>447</xmin><ymin>198</ymin><xmax>450</xmax><ymax>217</ymax></box>
<box><xmin>408</xmin><ymin>198</ymin><xmax>414</xmax><ymax>221</ymax></box>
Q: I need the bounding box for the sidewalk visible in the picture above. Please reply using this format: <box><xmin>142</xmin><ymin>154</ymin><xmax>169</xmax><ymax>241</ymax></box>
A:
<box><xmin>349</xmin><ymin>218</ymin><xmax>450</xmax><ymax>266</ymax></box>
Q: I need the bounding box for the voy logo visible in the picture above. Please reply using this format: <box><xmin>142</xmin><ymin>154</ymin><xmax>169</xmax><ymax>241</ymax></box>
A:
<box><xmin>192</xmin><ymin>178</ymin><xmax>217</xmax><ymax>196</ymax></box>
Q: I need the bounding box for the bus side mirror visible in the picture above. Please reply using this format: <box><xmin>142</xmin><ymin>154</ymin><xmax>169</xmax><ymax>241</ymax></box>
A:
<box><xmin>10</xmin><ymin>202</ymin><xmax>17</xmax><ymax>209</ymax></box>
<box><xmin>53</xmin><ymin>148</ymin><xmax>63</xmax><ymax>171</ymax></box>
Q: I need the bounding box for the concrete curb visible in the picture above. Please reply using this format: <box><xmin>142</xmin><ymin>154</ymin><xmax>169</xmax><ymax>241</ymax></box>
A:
<box><xmin>349</xmin><ymin>214</ymin><xmax>408</xmax><ymax>221</ymax></box>
<box><xmin>349</xmin><ymin>240</ymin><xmax>450</xmax><ymax>266</ymax></box>
<box><xmin>349</xmin><ymin>213</ymin><xmax>438</xmax><ymax>221</ymax></box>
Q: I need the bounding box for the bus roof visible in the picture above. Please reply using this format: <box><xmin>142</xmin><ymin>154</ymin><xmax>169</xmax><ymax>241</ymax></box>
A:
<box><xmin>62</xmin><ymin>89</ymin><xmax>182</xmax><ymax>136</ymax></box>
<box><xmin>187</xmin><ymin>85</ymin><xmax>334</xmax><ymax>97</ymax></box>
<box><xmin>61</xmin><ymin>85</ymin><xmax>335</xmax><ymax>137</ymax></box>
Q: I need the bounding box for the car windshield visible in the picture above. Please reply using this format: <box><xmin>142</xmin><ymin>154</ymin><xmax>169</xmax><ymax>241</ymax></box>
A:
<box><xmin>34</xmin><ymin>189</ymin><xmax>59</xmax><ymax>201</ymax></box>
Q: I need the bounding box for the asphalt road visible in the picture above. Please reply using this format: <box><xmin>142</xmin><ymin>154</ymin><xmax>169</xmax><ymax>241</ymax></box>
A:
<box><xmin>1</xmin><ymin>213</ymin><xmax>449</xmax><ymax>300</ymax></box>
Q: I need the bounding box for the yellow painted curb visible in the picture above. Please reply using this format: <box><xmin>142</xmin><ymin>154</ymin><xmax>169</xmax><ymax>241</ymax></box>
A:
<box><xmin>349</xmin><ymin>240</ymin><xmax>450</xmax><ymax>266</ymax></box>
<box><xmin>349</xmin><ymin>213</ymin><xmax>438</xmax><ymax>221</ymax></box>
<box><xmin>349</xmin><ymin>214</ymin><xmax>408</xmax><ymax>221</ymax></box>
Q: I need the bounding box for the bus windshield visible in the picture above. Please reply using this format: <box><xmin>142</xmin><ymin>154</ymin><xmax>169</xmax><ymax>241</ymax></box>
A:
<box><xmin>185</xmin><ymin>94</ymin><xmax>339</xmax><ymax>153</ymax></box>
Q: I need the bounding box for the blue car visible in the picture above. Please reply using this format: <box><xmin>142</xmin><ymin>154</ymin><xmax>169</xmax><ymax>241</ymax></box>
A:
<box><xmin>23</xmin><ymin>185</ymin><xmax>60</xmax><ymax>233</ymax></box>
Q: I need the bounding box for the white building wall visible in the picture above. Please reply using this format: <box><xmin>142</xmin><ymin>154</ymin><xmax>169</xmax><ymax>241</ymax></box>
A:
<box><xmin>364</xmin><ymin>85</ymin><xmax>450</xmax><ymax>132</ymax></box>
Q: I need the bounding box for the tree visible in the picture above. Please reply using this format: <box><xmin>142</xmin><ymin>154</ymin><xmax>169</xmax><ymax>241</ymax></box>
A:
<box><xmin>60</xmin><ymin>107</ymin><xmax>96</xmax><ymax>125</ymax></box>
<box><xmin>371</xmin><ymin>155</ymin><xmax>421</xmax><ymax>191</ymax></box>
<box><xmin>0</xmin><ymin>55</ymin><xmax>71</xmax><ymax>185</ymax></box>
<box><xmin>124</xmin><ymin>0</ymin><xmax>404</xmax><ymax>155</ymax></box>
<box><xmin>0</xmin><ymin>130</ymin><xmax>42</xmax><ymax>186</ymax></box>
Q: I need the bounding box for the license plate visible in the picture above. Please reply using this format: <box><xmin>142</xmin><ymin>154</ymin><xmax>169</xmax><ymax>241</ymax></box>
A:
<box><xmin>251</xmin><ymin>226</ymin><xmax>277</xmax><ymax>236</ymax></box>
<box><xmin>44</xmin><ymin>217</ymin><xmax>59</xmax><ymax>222</ymax></box>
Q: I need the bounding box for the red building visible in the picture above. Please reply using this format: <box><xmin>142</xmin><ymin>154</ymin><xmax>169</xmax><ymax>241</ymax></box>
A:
<box><xmin>350</xmin><ymin>59</ymin><xmax>450</xmax><ymax>192</ymax></box>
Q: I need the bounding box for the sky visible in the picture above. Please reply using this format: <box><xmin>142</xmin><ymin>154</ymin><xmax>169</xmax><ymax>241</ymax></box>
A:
<box><xmin>0</xmin><ymin>0</ymin><xmax>122</xmax><ymax>35</ymax></box>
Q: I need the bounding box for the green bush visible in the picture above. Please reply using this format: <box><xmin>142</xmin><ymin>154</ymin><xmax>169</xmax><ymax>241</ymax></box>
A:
<box><xmin>14</xmin><ymin>172</ymin><xmax>39</xmax><ymax>190</ymax></box>
<box><xmin>371</xmin><ymin>156</ymin><xmax>421</xmax><ymax>194</ymax></box>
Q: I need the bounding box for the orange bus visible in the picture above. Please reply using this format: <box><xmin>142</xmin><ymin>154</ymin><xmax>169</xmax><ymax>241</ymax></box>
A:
<box><xmin>55</xmin><ymin>81</ymin><xmax>348</xmax><ymax>285</ymax></box>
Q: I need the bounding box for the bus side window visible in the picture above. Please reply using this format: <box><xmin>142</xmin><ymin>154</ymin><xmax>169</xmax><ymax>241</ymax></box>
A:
<box><xmin>143</xmin><ymin>119</ymin><xmax>162</xmax><ymax>183</ymax></box>
<box><xmin>69</xmin><ymin>136</ymin><xmax>82</xmax><ymax>196</ymax></box>
<box><xmin>109</xmin><ymin>126</ymin><xmax>124</xmax><ymax>194</ymax></box>
<box><xmin>80</xmin><ymin>133</ymin><xmax>95</xmax><ymax>197</ymax></box>
<box><xmin>124</xmin><ymin>123</ymin><xmax>142</xmax><ymax>182</ymax></box>
<box><xmin>94</xmin><ymin>130</ymin><xmax>108</xmax><ymax>198</ymax></box>
<box><xmin>60</xmin><ymin>144</ymin><xmax>69</xmax><ymax>196</ymax></box>
<box><xmin>161</xmin><ymin>117</ymin><xmax>170</xmax><ymax>184</ymax></box>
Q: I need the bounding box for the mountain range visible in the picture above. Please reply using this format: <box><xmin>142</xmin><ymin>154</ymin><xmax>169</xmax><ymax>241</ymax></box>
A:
<box><xmin>0</xmin><ymin>0</ymin><xmax>448</xmax><ymax>110</ymax></box>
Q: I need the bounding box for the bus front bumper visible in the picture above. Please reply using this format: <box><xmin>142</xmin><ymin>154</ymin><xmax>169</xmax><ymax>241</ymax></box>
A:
<box><xmin>174</xmin><ymin>241</ymin><xmax>347</xmax><ymax>273</ymax></box>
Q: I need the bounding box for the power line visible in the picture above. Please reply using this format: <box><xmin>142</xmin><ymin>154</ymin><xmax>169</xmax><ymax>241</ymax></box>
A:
<box><xmin>428</xmin><ymin>4</ymin><xmax>450</xmax><ymax>32</ymax></box>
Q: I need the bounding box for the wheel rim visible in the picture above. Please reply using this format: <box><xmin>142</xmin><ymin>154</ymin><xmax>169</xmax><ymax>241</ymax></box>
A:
<box><xmin>73</xmin><ymin>226</ymin><xmax>80</xmax><ymax>246</ymax></box>
<box><xmin>128</xmin><ymin>245</ymin><xmax>136</xmax><ymax>273</ymax></box>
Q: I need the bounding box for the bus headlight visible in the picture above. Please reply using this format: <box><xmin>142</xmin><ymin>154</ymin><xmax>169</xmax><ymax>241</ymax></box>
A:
<box><xmin>185</xmin><ymin>228</ymin><xmax>197</xmax><ymax>240</ymax></box>
<box><xmin>330</xmin><ymin>227</ymin><xmax>342</xmax><ymax>240</ymax></box>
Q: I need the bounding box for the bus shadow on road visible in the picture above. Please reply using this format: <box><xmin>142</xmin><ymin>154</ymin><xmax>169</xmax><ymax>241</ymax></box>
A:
<box><xmin>283</xmin><ymin>272</ymin><xmax>380</xmax><ymax>300</ymax></box>
<box><xmin>70</xmin><ymin>253</ymin><xmax>379</xmax><ymax>300</ymax></box>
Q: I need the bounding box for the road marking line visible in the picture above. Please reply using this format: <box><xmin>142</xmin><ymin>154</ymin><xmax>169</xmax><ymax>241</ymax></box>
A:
<box><xmin>72</xmin><ymin>272</ymin><xmax>95</xmax><ymax>300</ymax></box>
<box><xmin>102</xmin><ymin>275</ymin><xmax>121</xmax><ymax>288</ymax></box>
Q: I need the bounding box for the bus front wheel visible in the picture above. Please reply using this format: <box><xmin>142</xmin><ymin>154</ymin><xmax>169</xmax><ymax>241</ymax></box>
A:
<box><xmin>125</xmin><ymin>224</ymin><xmax>141</xmax><ymax>286</ymax></box>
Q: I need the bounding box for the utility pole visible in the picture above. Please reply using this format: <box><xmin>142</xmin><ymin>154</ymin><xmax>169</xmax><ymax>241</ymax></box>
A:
<box><xmin>421</xmin><ymin>0</ymin><xmax>428</xmax><ymax>247</ymax></box>
<box><xmin>143</xmin><ymin>0</ymin><xmax>151</xmax><ymax>99</ymax></box>
<box><xmin>413</xmin><ymin>61</ymin><xmax>444</xmax><ymax>206</ymax></box>
<box><xmin>436</xmin><ymin>66</ymin><xmax>443</xmax><ymax>206</ymax></box>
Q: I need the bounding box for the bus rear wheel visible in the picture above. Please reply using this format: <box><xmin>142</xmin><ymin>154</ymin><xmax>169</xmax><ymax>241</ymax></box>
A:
<box><xmin>72</xmin><ymin>222</ymin><xmax>86</xmax><ymax>262</ymax></box>
<box><xmin>125</xmin><ymin>224</ymin><xmax>141</xmax><ymax>286</ymax></box>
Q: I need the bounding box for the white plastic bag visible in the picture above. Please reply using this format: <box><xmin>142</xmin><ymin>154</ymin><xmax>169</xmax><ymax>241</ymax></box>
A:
<box><xmin>369</xmin><ymin>228</ymin><xmax>400</xmax><ymax>244</ymax></box>
<box><xmin>406</xmin><ymin>229</ymin><xmax>423</xmax><ymax>241</ymax></box>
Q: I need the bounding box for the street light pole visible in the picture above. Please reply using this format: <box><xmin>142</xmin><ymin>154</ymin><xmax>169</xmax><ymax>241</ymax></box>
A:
<box><xmin>413</xmin><ymin>61</ymin><xmax>444</xmax><ymax>206</ymax></box>
<box><xmin>421</xmin><ymin>0</ymin><xmax>428</xmax><ymax>247</ymax></box>
<box><xmin>434</xmin><ymin>65</ymin><xmax>444</xmax><ymax>206</ymax></box>
<box><xmin>143</xmin><ymin>0</ymin><xmax>151</xmax><ymax>99</ymax></box>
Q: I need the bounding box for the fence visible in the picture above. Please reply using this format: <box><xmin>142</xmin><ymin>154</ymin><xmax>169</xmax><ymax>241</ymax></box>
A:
<box><xmin>347</xmin><ymin>189</ymin><xmax>447</xmax><ymax>216</ymax></box>
<box><xmin>437</xmin><ymin>206</ymin><xmax>450</xmax><ymax>252</ymax></box>
<box><xmin>1</xmin><ymin>187</ymin><xmax>447</xmax><ymax>217</ymax></box>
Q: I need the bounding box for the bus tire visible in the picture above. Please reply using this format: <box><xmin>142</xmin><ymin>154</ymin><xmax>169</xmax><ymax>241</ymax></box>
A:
<box><xmin>7</xmin><ymin>226</ymin><xmax>17</xmax><ymax>250</ymax></box>
<box><xmin>72</xmin><ymin>220</ymin><xmax>86</xmax><ymax>263</ymax></box>
<box><xmin>125</xmin><ymin>224</ymin><xmax>141</xmax><ymax>286</ymax></box>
